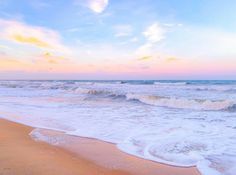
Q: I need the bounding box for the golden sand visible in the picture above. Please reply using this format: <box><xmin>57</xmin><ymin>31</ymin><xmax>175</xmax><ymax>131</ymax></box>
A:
<box><xmin>0</xmin><ymin>119</ymin><xmax>200</xmax><ymax>175</ymax></box>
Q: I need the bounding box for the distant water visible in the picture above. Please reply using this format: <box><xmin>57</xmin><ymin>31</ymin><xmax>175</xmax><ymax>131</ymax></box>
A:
<box><xmin>0</xmin><ymin>80</ymin><xmax>236</xmax><ymax>175</ymax></box>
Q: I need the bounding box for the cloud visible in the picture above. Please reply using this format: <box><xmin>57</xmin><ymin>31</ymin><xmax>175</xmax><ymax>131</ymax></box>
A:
<box><xmin>163</xmin><ymin>23</ymin><xmax>183</xmax><ymax>27</ymax></box>
<box><xmin>35</xmin><ymin>52</ymin><xmax>68</xmax><ymax>64</ymax></box>
<box><xmin>166</xmin><ymin>57</ymin><xmax>181</xmax><ymax>62</ymax></box>
<box><xmin>136</xmin><ymin>22</ymin><xmax>165</xmax><ymax>56</ymax></box>
<box><xmin>137</xmin><ymin>55</ymin><xmax>152</xmax><ymax>61</ymax></box>
<box><xmin>114</xmin><ymin>25</ymin><xmax>133</xmax><ymax>37</ymax></box>
<box><xmin>88</xmin><ymin>0</ymin><xmax>108</xmax><ymax>13</ymax></box>
<box><xmin>76</xmin><ymin>0</ymin><xmax>109</xmax><ymax>13</ymax></box>
<box><xmin>12</xmin><ymin>34</ymin><xmax>50</xmax><ymax>48</ymax></box>
<box><xmin>0</xmin><ymin>19</ymin><xmax>71</xmax><ymax>54</ymax></box>
<box><xmin>143</xmin><ymin>22</ymin><xmax>165</xmax><ymax>43</ymax></box>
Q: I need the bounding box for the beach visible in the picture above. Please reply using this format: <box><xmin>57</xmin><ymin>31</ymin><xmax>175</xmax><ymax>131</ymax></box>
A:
<box><xmin>0</xmin><ymin>0</ymin><xmax>235</xmax><ymax>174</ymax></box>
<box><xmin>0</xmin><ymin>118</ymin><xmax>200</xmax><ymax>175</ymax></box>
<box><xmin>0</xmin><ymin>80</ymin><xmax>235</xmax><ymax>175</ymax></box>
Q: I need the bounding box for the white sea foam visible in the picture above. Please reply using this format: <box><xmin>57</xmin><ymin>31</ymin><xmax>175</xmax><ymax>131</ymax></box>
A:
<box><xmin>0</xmin><ymin>80</ymin><xmax>236</xmax><ymax>175</ymax></box>
<box><xmin>154</xmin><ymin>82</ymin><xmax>187</xmax><ymax>85</ymax></box>
<box><xmin>126</xmin><ymin>93</ymin><xmax>235</xmax><ymax>111</ymax></box>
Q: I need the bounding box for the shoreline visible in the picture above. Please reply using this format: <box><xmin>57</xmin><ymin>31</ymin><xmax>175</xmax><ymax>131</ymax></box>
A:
<box><xmin>0</xmin><ymin>118</ymin><xmax>200</xmax><ymax>175</ymax></box>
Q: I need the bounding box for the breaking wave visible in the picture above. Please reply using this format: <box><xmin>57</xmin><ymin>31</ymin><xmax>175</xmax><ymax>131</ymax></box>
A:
<box><xmin>154</xmin><ymin>82</ymin><xmax>188</xmax><ymax>85</ymax></box>
<box><xmin>71</xmin><ymin>87</ymin><xmax>236</xmax><ymax>111</ymax></box>
<box><xmin>126</xmin><ymin>93</ymin><xmax>235</xmax><ymax>111</ymax></box>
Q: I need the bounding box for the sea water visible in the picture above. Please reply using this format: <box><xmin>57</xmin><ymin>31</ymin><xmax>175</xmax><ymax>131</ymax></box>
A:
<box><xmin>0</xmin><ymin>80</ymin><xmax>235</xmax><ymax>175</ymax></box>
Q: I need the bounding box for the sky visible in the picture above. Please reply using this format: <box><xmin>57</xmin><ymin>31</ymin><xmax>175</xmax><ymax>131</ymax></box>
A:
<box><xmin>0</xmin><ymin>0</ymin><xmax>236</xmax><ymax>80</ymax></box>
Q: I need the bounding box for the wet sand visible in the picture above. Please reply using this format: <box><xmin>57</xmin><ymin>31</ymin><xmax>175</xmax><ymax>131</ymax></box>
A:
<box><xmin>0</xmin><ymin>119</ymin><xmax>200</xmax><ymax>175</ymax></box>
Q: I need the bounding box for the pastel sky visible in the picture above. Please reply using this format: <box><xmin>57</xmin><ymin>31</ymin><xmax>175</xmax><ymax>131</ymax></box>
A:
<box><xmin>0</xmin><ymin>0</ymin><xmax>236</xmax><ymax>80</ymax></box>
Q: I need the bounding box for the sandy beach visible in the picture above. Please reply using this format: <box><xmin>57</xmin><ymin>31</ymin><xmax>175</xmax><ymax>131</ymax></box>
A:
<box><xmin>0</xmin><ymin>118</ymin><xmax>200</xmax><ymax>175</ymax></box>
<box><xmin>0</xmin><ymin>119</ymin><xmax>131</xmax><ymax>175</ymax></box>
<box><xmin>0</xmin><ymin>0</ymin><xmax>235</xmax><ymax>174</ymax></box>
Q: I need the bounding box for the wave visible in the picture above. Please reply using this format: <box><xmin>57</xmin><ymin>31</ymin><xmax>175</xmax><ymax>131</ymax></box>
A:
<box><xmin>72</xmin><ymin>87</ymin><xmax>236</xmax><ymax>111</ymax></box>
<box><xmin>1</xmin><ymin>81</ymin><xmax>236</xmax><ymax>94</ymax></box>
<box><xmin>73</xmin><ymin>88</ymin><xmax>126</xmax><ymax>100</ymax></box>
<box><xmin>1</xmin><ymin>81</ymin><xmax>236</xmax><ymax>112</ymax></box>
<box><xmin>190</xmin><ymin>86</ymin><xmax>236</xmax><ymax>92</ymax></box>
<box><xmin>154</xmin><ymin>82</ymin><xmax>188</xmax><ymax>85</ymax></box>
<box><xmin>126</xmin><ymin>93</ymin><xmax>235</xmax><ymax>111</ymax></box>
<box><xmin>74</xmin><ymin>88</ymin><xmax>115</xmax><ymax>96</ymax></box>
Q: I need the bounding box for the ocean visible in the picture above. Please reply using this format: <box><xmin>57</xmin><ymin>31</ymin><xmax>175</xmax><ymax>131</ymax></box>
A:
<box><xmin>0</xmin><ymin>80</ymin><xmax>235</xmax><ymax>175</ymax></box>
